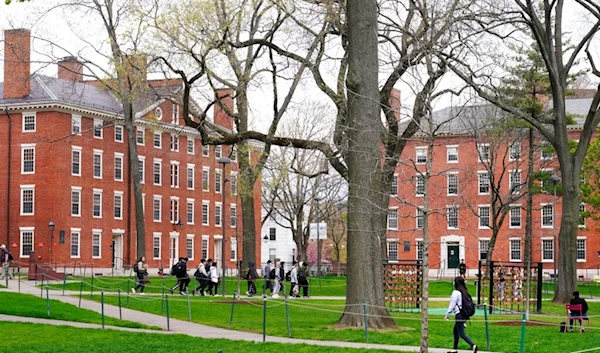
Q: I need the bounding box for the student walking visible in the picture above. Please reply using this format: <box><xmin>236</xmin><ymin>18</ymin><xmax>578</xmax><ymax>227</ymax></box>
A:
<box><xmin>272</xmin><ymin>261</ymin><xmax>284</xmax><ymax>298</ymax></box>
<box><xmin>289</xmin><ymin>261</ymin><xmax>299</xmax><ymax>297</ymax></box>
<box><xmin>245</xmin><ymin>261</ymin><xmax>258</xmax><ymax>297</ymax></box>
<box><xmin>208</xmin><ymin>261</ymin><xmax>219</xmax><ymax>296</ymax></box>
<box><xmin>298</xmin><ymin>261</ymin><xmax>309</xmax><ymax>297</ymax></box>
<box><xmin>132</xmin><ymin>256</ymin><xmax>148</xmax><ymax>294</ymax></box>
<box><xmin>169</xmin><ymin>257</ymin><xmax>190</xmax><ymax>295</ymax></box>
<box><xmin>192</xmin><ymin>258</ymin><xmax>209</xmax><ymax>296</ymax></box>
<box><xmin>263</xmin><ymin>260</ymin><xmax>273</xmax><ymax>295</ymax></box>
<box><xmin>444</xmin><ymin>277</ymin><xmax>477</xmax><ymax>353</ymax></box>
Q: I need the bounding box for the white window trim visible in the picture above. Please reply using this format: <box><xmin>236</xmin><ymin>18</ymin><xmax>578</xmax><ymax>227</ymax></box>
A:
<box><xmin>202</xmin><ymin>235</ymin><xmax>210</xmax><ymax>259</ymax></box>
<box><xmin>387</xmin><ymin>207</ymin><xmax>399</xmax><ymax>230</ymax></box>
<box><xmin>447</xmin><ymin>205</ymin><xmax>459</xmax><ymax>230</ymax></box>
<box><xmin>20</xmin><ymin>184</ymin><xmax>35</xmax><ymax>216</ymax></box>
<box><xmin>92</xmin><ymin>188</ymin><xmax>103</xmax><ymax>218</ymax></box>
<box><xmin>447</xmin><ymin>145</ymin><xmax>458</xmax><ymax>164</ymax></box>
<box><xmin>215</xmin><ymin>168</ymin><xmax>223</xmax><ymax>194</ymax></box>
<box><xmin>153</xmin><ymin>195</ymin><xmax>162</xmax><ymax>222</ymax></box>
<box><xmin>93</xmin><ymin>149</ymin><xmax>103</xmax><ymax>179</ymax></box>
<box><xmin>478</xmin><ymin>204</ymin><xmax>491</xmax><ymax>229</ymax></box>
<box><xmin>154</xmin><ymin>131</ymin><xmax>162</xmax><ymax>149</ymax></box>
<box><xmin>114</xmin><ymin>152</ymin><xmax>124</xmax><ymax>182</ymax></box>
<box><xmin>577</xmin><ymin>236</ymin><xmax>587</xmax><ymax>263</ymax></box>
<box><xmin>387</xmin><ymin>239</ymin><xmax>399</xmax><ymax>263</ymax></box>
<box><xmin>138</xmin><ymin>156</ymin><xmax>146</xmax><ymax>184</ymax></box>
<box><xmin>186</xmin><ymin>234</ymin><xmax>195</xmax><ymax>260</ymax></box>
<box><xmin>478</xmin><ymin>171</ymin><xmax>490</xmax><ymax>195</ymax></box>
<box><xmin>202</xmin><ymin>167</ymin><xmax>210</xmax><ymax>192</ymax></box>
<box><xmin>415</xmin><ymin>146</ymin><xmax>427</xmax><ymax>164</ymax></box>
<box><xmin>72</xmin><ymin>115</ymin><xmax>82</xmax><ymax>135</ymax></box>
<box><xmin>230</xmin><ymin>204</ymin><xmax>237</xmax><ymax>228</ymax></box>
<box><xmin>540</xmin><ymin>237</ymin><xmax>554</xmax><ymax>263</ymax></box>
<box><xmin>540</xmin><ymin>203</ymin><xmax>553</xmax><ymax>228</ymax></box>
<box><xmin>202</xmin><ymin>201</ymin><xmax>210</xmax><ymax>226</ymax></box>
<box><xmin>153</xmin><ymin>158</ymin><xmax>162</xmax><ymax>186</ymax></box>
<box><xmin>92</xmin><ymin>229</ymin><xmax>102</xmax><ymax>258</ymax></box>
<box><xmin>477</xmin><ymin>143</ymin><xmax>490</xmax><ymax>162</ymax></box>
<box><xmin>187</xmin><ymin>164</ymin><xmax>195</xmax><ymax>190</ymax></box>
<box><xmin>71</xmin><ymin>186</ymin><xmax>82</xmax><ymax>217</ymax></box>
<box><xmin>153</xmin><ymin>232</ymin><xmax>162</xmax><ymax>260</ymax></box>
<box><xmin>22</xmin><ymin>112</ymin><xmax>36</xmax><ymax>132</ymax></box>
<box><xmin>415</xmin><ymin>174</ymin><xmax>424</xmax><ymax>198</ymax></box>
<box><xmin>114</xmin><ymin>125</ymin><xmax>124</xmax><ymax>143</ymax></box>
<box><xmin>509</xmin><ymin>237</ymin><xmax>522</xmax><ymax>262</ymax></box>
<box><xmin>19</xmin><ymin>226</ymin><xmax>35</xmax><ymax>258</ymax></box>
<box><xmin>187</xmin><ymin>199</ymin><xmax>195</xmax><ymax>225</ymax></box>
<box><xmin>478</xmin><ymin>238</ymin><xmax>491</xmax><ymax>260</ymax></box>
<box><xmin>215</xmin><ymin>202</ymin><xmax>223</xmax><ymax>227</ymax></box>
<box><xmin>447</xmin><ymin>172</ymin><xmax>458</xmax><ymax>196</ymax></box>
<box><xmin>71</xmin><ymin>146</ymin><xmax>82</xmax><ymax>177</ymax></box>
<box><xmin>94</xmin><ymin>119</ymin><xmax>103</xmax><ymax>139</ymax></box>
<box><xmin>114</xmin><ymin>191</ymin><xmax>124</xmax><ymax>220</ymax></box>
<box><xmin>21</xmin><ymin>144</ymin><xmax>36</xmax><ymax>175</ymax></box>
<box><xmin>509</xmin><ymin>204</ymin><xmax>522</xmax><ymax>229</ymax></box>
<box><xmin>170</xmin><ymin>161</ymin><xmax>180</xmax><ymax>188</ymax></box>
<box><xmin>136</xmin><ymin>127</ymin><xmax>145</xmax><ymax>146</ymax></box>
<box><xmin>187</xmin><ymin>137</ymin><xmax>195</xmax><ymax>154</ymax></box>
<box><xmin>70</xmin><ymin>228</ymin><xmax>81</xmax><ymax>258</ymax></box>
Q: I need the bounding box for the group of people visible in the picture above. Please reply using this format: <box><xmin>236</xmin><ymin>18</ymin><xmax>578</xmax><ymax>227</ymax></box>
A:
<box><xmin>260</xmin><ymin>260</ymin><xmax>309</xmax><ymax>298</ymax></box>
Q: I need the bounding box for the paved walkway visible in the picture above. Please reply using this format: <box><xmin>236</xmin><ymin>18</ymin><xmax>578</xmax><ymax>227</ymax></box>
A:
<box><xmin>0</xmin><ymin>278</ymin><xmax>492</xmax><ymax>353</ymax></box>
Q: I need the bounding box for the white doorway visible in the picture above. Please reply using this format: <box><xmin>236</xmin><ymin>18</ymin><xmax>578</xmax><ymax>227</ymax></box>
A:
<box><xmin>214</xmin><ymin>237</ymin><xmax>223</xmax><ymax>270</ymax></box>
<box><xmin>169</xmin><ymin>232</ymin><xmax>180</xmax><ymax>267</ymax></box>
<box><xmin>112</xmin><ymin>233</ymin><xmax>123</xmax><ymax>269</ymax></box>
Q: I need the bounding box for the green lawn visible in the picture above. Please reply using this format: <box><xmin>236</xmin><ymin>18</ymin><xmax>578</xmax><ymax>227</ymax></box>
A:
<box><xmin>0</xmin><ymin>292</ymin><xmax>158</xmax><ymax>329</ymax></box>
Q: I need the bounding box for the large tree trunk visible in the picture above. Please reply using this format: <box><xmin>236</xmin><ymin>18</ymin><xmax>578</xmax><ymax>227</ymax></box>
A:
<box><xmin>239</xmin><ymin>140</ymin><xmax>257</xmax><ymax>270</ymax></box>
<box><xmin>336</xmin><ymin>0</ymin><xmax>396</xmax><ymax>329</ymax></box>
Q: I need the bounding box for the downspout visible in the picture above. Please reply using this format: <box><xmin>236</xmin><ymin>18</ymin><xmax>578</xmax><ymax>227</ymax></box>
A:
<box><xmin>126</xmin><ymin>131</ymin><xmax>132</xmax><ymax>265</ymax></box>
<box><xmin>3</xmin><ymin>107</ymin><xmax>11</xmax><ymax>247</ymax></box>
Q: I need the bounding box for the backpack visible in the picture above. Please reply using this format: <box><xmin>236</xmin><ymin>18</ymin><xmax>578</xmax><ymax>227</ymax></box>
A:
<box><xmin>133</xmin><ymin>263</ymin><xmax>139</xmax><ymax>273</ymax></box>
<box><xmin>8</xmin><ymin>253</ymin><xmax>13</xmax><ymax>261</ymax></box>
<box><xmin>270</xmin><ymin>268</ymin><xmax>276</xmax><ymax>279</ymax></box>
<box><xmin>460</xmin><ymin>292</ymin><xmax>476</xmax><ymax>318</ymax></box>
<box><xmin>171</xmin><ymin>262</ymin><xmax>183</xmax><ymax>276</ymax></box>
<box><xmin>285</xmin><ymin>270</ymin><xmax>291</xmax><ymax>282</ymax></box>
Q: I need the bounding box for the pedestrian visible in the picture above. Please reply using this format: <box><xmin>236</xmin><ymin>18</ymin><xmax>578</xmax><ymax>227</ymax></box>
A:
<box><xmin>169</xmin><ymin>257</ymin><xmax>190</xmax><ymax>295</ymax></box>
<box><xmin>272</xmin><ymin>261</ymin><xmax>285</xmax><ymax>298</ymax></box>
<box><xmin>132</xmin><ymin>256</ymin><xmax>148</xmax><ymax>294</ymax></box>
<box><xmin>569</xmin><ymin>291</ymin><xmax>589</xmax><ymax>332</ymax></box>
<box><xmin>245</xmin><ymin>261</ymin><xmax>258</xmax><ymax>297</ymax></box>
<box><xmin>263</xmin><ymin>260</ymin><xmax>273</xmax><ymax>295</ymax></box>
<box><xmin>208</xmin><ymin>261</ymin><xmax>219</xmax><ymax>296</ymax></box>
<box><xmin>289</xmin><ymin>261</ymin><xmax>299</xmax><ymax>298</ymax></box>
<box><xmin>298</xmin><ymin>261</ymin><xmax>309</xmax><ymax>298</ymax></box>
<box><xmin>459</xmin><ymin>259</ymin><xmax>467</xmax><ymax>279</ymax></box>
<box><xmin>1</xmin><ymin>244</ymin><xmax>13</xmax><ymax>280</ymax></box>
<box><xmin>192</xmin><ymin>258</ymin><xmax>209</xmax><ymax>296</ymax></box>
<box><xmin>444</xmin><ymin>276</ymin><xmax>478</xmax><ymax>353</ymax></box>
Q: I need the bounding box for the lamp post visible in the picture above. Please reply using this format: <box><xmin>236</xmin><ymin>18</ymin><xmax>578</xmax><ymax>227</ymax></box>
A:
<box><xmin>314</xmin><ymin>197</ymin><xmax>323</xmax><ymax>278</ymax></box>
<box><xmin>550</xmin><ymin>174</ymin><xmax>560</xmax><ymax>286</ymax></box>
<box><xmin>48</xmin><ymin>220</ymin><xmax>55</xmax><ymax>267</ymax></box>
<box><xmin>219</xmin><ymin>156</ymin><xmax>231</xmax><ymax>296</ymax></box>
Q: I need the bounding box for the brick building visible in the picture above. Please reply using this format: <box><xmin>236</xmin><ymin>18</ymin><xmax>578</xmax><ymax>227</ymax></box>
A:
<box><xmin>0</xmin><ymin>29</ymin><xmax>259</xmax><ymax>273</ymax></box>
<box><xmin>386</xmin><ymin>99</ymin><xmax>600</xmax><ymax>278</ymax></box>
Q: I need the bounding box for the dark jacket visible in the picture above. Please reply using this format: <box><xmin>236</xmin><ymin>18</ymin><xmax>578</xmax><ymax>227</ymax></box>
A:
<box><xmin>247</xmin><ymin>261</ymin><xmax>258</xmax><ymax>280</ymax></box>
<box><xmin>570</xmin><ymin>297</ymin><xmax>589</xmax><ymax>316</ymax></box>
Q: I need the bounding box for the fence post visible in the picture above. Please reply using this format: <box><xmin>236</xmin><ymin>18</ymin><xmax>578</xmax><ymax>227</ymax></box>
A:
<box><xmin>90</xmin><ymin>273</ymin><xmax>94</xmax><ymax>299</ymax></box>
<box><xmin>363</xmin><ymin>299</ymin><xmax>369</xmax><ymax>342</ymax></box>
<box><xmin>536</xmin><ymin>262</ymin><xmax>543</xmax><ymax>313</ymax></box>
<box><xmin>262</xmin><ymin>295</ymin><xmax>267</xmax><ymax>342</ymax></box>
<box><xmin>187</xmin><ymin>291</ymin><xmax>192</xmax><ymax>322</ymax></box>
<box><xmin>484</xmin><ymin>303</ymin><xmax>490</xmax><ymax>350</ymax></box>
<box><xmin>40</xmin><ymin>273</ymin><xmax>45</xmax><ymax>298</ymax></box>
<box><xmin>118</xmin><ymin>288</ymin><xmax>122</xmax><ymax>320</ymax></box>
<box><xmin>519</xmin><ymin>312</ymin><xmax>526</xmax><ymax>353</ymax></box>
<box><xmin>160</xmin><ymin>285</ymin><xmax>165</xmax><ymax>314</ymax></box>
<box><xmin>101</xmin><ymin>291</ymin><xmax>105</xmax><ymax>329</ymax></box>
<box><xmin>229</xmin><ymin>292</ymin><xmax>237</xmax><ymax>329</ymax></box>
<box><xmin>285</xmin><ymin>295</ymin><xmax>291</xmax><ymax>337</ymax></box>
<box><xmin>62</xmin><ymin>265</ymin><xmax>67</xmax><ymax>296</ymax></box>
<box><xmin>46</xmin><ymin>284</ymin><xmax>50</xmax><ymax>317</ymax></box>
<box><xmin>78</xmin><ymin>276</ymin><xmax>84</xmax><ymax>308</ymax></box>
<box><xmin>165</xmin><ymin>295</ymin><xmax>170</xmax><ymax>331</ymax></box>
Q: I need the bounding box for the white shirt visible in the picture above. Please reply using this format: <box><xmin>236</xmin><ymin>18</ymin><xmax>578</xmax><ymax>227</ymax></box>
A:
<box><xmin>209</xmin><ymin>266</ymin><xmax>219</xmax><ymax>283</ymax></box>
<box><xmin>291</xmin><ymin>267</ymin><xmax>298</xmax><ymax>283</ymax></box>
<box><xmin>445</xmin><ymin>289</ymin><xmax>462</xmax><ymax>317</ymax></box>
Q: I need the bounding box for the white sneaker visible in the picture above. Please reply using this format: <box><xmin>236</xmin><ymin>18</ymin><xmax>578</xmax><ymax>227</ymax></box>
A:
<box><xmin>140</xmin><ymin>292</ymin><xmax>146</xmax><ymax>295</ymax></box>
<box><xmin>272</xmin><ymin>294</ymin><xmax>279</xmax><ymax>298</ymax></box>
<box><xmin>131</xmin><ymin>288</ymin><xmax>136</xmax><ymax>294</ymax></box>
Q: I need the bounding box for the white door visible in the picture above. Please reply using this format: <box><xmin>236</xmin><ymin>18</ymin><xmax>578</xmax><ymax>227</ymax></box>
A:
<box><xmin>169</xmin><ymin>234</ymin><xmax>179</xmax><ymax>267</ymax></box>
<box><xmin>214</xmin><ymin>238</ymin><xmax>223</xmax><ymax>270</ymax></box>
<box><xmin>112</xmin><ymin>234</ymin><xmax>123</xmax><ymax>269</ymax></box>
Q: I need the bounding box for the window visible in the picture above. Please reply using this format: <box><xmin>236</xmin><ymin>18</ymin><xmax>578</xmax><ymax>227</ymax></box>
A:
<box><xmin>93</xmin><ymin>150</ymin><xmax>103</xmax><ymax>179</ymax></box>
<box><xmin>94</xmin><ymin>119</ymin><xmax>103</xmax><ymax>138</ymax></box>
<box><xmin>20</xmin><ymin>186</ymin><xmax>34</xmax><ymax>215</ymax></box>
<box><xmin>541</xmin><ymin>141</ymin><xmax>553</xmax><ymax>160</ymax></box>
<box><xmin>155</xmin><ymin>107</ymin><xmax>163</xmax><ymax>120</ymax></box>
<box><xmin>542</xmin><ymin>239</ymin><xmax>554</xmax><ymax>261</ymax></box>
<box><xmin>391</xmin><ymin>175</ymin><xmax>398</xmax><ymax>196</ymax></box>
<box><xmin>230</xmin><ymin>172</ymin><xmax>238</xmax><ymax>195</ymax></box>
<box><xmin>510</xmin><ymin>206</ymin><xmax>521</xmax><ymax>228</ymax></box>
<box><xmin>153</xmin><ymin>234</ymin><xmax>161</xmax><ymax>259</ymax></box>
<box><xmin>202</xmin><ymin>236</ymin><xmax>209</xmax><ymax>259</ymax></box>
<box><xmin>187</xmin><ymin>137</ymin><xmax>194</xmax><ymax>154</ymax></box>
<box><xmin>70</xmin><ymin>230</ymin><xmax>80</xmax><ymax>258</ymax></box>
<box><xmin>416</xmin><ymin>147</ymin><xmax>427</xmax><ymax>164</ymax></box>
<box><xmin>579</xmin><ymin>203</ymin><xmax>586</xmax><ymax>227</ymax></box>
<box><xmin>230</xmin><ymin>204</ymin><xmax>237</xmax><ymax>227</ymax></box>
<box><xmin>387</xmin><ymin>208</ymin><xmax>398</xmax><ymax>229</ymax></box>
<box><xmin>478</xmin><ymin>172</ymin><xmax>490</xmax><ymax>194</ymax></box>
<box><xmin>114</xmin><ymin>192</ymin><xmax>123</xmax><ymax>219</ymax></box>
<box><xmin>170</xmin><ymin>197</ymin><xmax>179</xmax><ymax>224</ymax></box>
<box><xmin>447</xmin><ymin>206</ymin><xmax>459</xmax><ymax>229</ymax></box>
<box><xmin>387</xmin><ymin>242</ymin><xmax>398</xmax><ymax>261</ymax></box>
<box><xmin>416</xmin><ymin>208</ymin><xmax>424</xmax><ymax>229</ymax></box>
<box><xmin>138</xmin><ymin>157</ymin><xmax>145</xmax><ymax>184</ymax></box>
<box><xmin>447</xmin><ymin>174</ymin><xmax>458</xmax><ymax>195</ymax></box>
<box><xmin>477</xmin><ymin>144</ymin><xmax>490</xmax><ymax>162</ymax></box>
<box><xmin>20</xmin><ymin>228</ymin><xmax>34</xmax><ymax>257</ymax></box>
<box><xmin>202</xmin><ymin>167</ymin><xmax>210</xmax><ymax>191</ymax></box>
<box><xmin>92</xmin><ymin>231</ymin><xmax>101</xmax><ymax>258</ymax></box>
<box><xmin>114</xmin><ymin>125</ymin><xmax>123</xmax><ymax>142</ymax></box>
<box><xmin>447</xmin><ymin>145</ymin><xmax>458</xmax><ymax>163</ymax></box>
<box><xmin>153</xmin><ymin>160</ymin><xmax>162</xmax><ymax>185</ymax></box>
<box><xmin>577</xmin><ymin>238</ymin><xmax>586</xmax><ymax>261</ymax></box>
<box><xmin>21</xmin><ymin>145</ymin><xmax>35</xmax><ymax>174</ymax></box>
<box><xmin>542</xmin><ymin>204</ymin><xmax>553</xmax><ymax>227</ymax></box>
<box><xmin>230</xmin><ymin>237</ymin><xmax>237</xmax><ymax>261</ymax></box>
<box><xmin>153</xmin><ymin>196</ymin><xmax>162</xmax><ymax>222</ymax></box>
<box><xmin>71</xmin><ymin>187</ymin><xmax>81</xmax><ymax>216</ymax></box>
<box><xmin>136</xmin><ymin>128</ymin><xmax>145</xmax><ymax>145</ymax></box>
<box><xmin>415</xmin><ymin>175</ymin><xmax>424</xmax><ymax>196</ymax></box>
<box><xmin>172</xmin><ymin>103</ymin><xmax>179</xmax><ymax>124</ymax></box>
<box><xmin>93</xmin><ymin>190</ymin><xmax>102</xmax><ymax>218</ymax></box>
<box><xmin>269</xmin><ymin>228</ymin><xmax>276</xmax><ymax>241</ymax></box>
<box><xmin>187</xmin><ymin>164</ymin><xmax>195</xmax><ymax>189</ymax></box>
<box><xmin>114</xmin><ymin>153</ymin><xmax>124</xmax><ymax>181</ymax></box>
<box><xmin>215</xmin><ymin>145</ymin><xmax>222</xmax><ymax>159</ymax></box>
<box><xmin>72</xmin><ymin>147</ymin><xmax>82</xmax><ymax>176</ymax></box>
<box><xmin>23</xmin><ymin>113</ymin><xmax>36</xmax><ymax>132</ymax></box>
<box><xmin>509</xmin><ymin>142</ymin><xmax>520</xmax><ymax>161</ymax></box>
<box><xmin>479</xmin><ymin>239</ymin><xmax>490</xmax><ymax>260</ymax></box>
<box><xmin>202</xmin><ymin>144</ymin><xmax>210</xmax><ymax>157</ymax></box>
<box><xmin>187</xmin><ymin>235</ymin><xmax>194</xmax><ymax>260</ymax></box>
<box><xmin>72</xmin><ymin>115</ymin><xmax>81</xmax><ymax>134</ymax></box>
<box><xmin>215</xmin><ymin>169</ymin><xmax>222</xmax><ymax>193</ymax></box>
<box><xmin>269</xmin><ymin>248</ymin><xmax>276</xmax><ymax>262</ymax></box>
<box><xmin>215</xmin><ymin>203</ymin><xmax>222</xmax><ymax>226</ymax></box>
<box><xmin>202</xmin><ymin>202</ymin><xmax>209</xmax><ymax>225</ymax></box>
<box><xmin>416</xmin><ymin>240</ymin><xmax>423</xmax><ymax>260</ymax></box>
<box><xmin>154</xmin><ymin>132</ymin><xmax>162</xmax><ymax>148</ymax></box>
<box><xmin>187</xmin><ymin>199</ymin><xmax>195</xmax><ymax>224</ymax></box>
<box><xmin>170</xmin><ymin>162</ymin><xmax>179</xmax><ymax>188</ymax></box>
<box><xmin>231</xmin><ymin>146</ymin><xmax>237</xmax><ymax>161</ymax></box>
<box><xmin>510</xmin><ymin>239</ymin><xmax>522</xmax><ymax>261</ymax></box>
<box><xmin>479</xmin><ymin>206</ymin><xmax>490</xmax><ymax>228</ymax></box>
<box><xmin>510</xmin><ymin>170</ymin><xmax>521</xmax><ymax>194</ymax></box>
<box><xmin>170</xmin><ymin>134</ymin><xmax>179</xmax><ymax>152</ymax></box>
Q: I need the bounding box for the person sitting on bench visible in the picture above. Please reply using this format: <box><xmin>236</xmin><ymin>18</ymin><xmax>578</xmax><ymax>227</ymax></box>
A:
<box><xmin>569</xmin><ymin>291</ymin><xmax>589</xmax><ymax>332</ymax></box>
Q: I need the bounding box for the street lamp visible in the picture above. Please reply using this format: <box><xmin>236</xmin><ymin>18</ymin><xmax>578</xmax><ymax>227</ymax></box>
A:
<box><xmin>219</xmin><ymin>156</ymin><xmax>232</xmax><ymax>296</ymax></box>
<box><xmin>314</xmin><ymin>196</ymin><xmax>323</xmax><ymax>278</ymax></box>
<box><xmin>550</xmin><ymin>174</ymin><xmax>560</xmax><ymax>285</ymax></box>
<box><xmin>263</xmin><ymin>235</ymin><xmax>269</xmax><ymax>243</ymax></box>
<box><xmin>49</xmin><ymin>220</ymin><xmax>55</xmax><ymax>267</ymax></box>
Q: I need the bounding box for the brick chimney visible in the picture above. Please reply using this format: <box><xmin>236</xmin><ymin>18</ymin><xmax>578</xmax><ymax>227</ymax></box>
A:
<box><xmin>3</xmin><ymin>29</ymin><xmax>31</xmax><ymax>99</ymax></box>
<box><xmin>390</xmin><ymin>88</ymin><xmax>401</xmax><ymax>122</ymax></box>
<box><xmin>214</xmin><ymin>88</ymin><xmax>234</xmax><ymax>130</ymax></box>
<box><xmin>58</xmin><ymin>56</ymin><xmax>84</xmax><ymax>82</ymax></box>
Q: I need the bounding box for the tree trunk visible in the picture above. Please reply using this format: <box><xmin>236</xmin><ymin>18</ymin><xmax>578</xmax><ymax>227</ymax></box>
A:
<box><xmin>336</xmin><ymin>0</ymin><xmax>396</xmax><ymax>329</ymax></box>
<box><xmin>239</xmin><ymin>140</ymin><xmax>257</xmax><ymax>270</ymax></box>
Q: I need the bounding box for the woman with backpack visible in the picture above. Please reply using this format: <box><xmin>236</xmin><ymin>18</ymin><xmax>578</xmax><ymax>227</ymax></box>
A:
<box><xmin>444</xmin><ymin>276</ymin><xmax>477</xmax><ymax>353</ymax></box>
<box><xmin>132</xmin><ymin>256</ymin><xmax>148</xmax><ymax>294</ymax></box>
<box><xmin>245</xmin><ymin>261</ymin><xmax>258</xmax><ymax>297</ymax></box>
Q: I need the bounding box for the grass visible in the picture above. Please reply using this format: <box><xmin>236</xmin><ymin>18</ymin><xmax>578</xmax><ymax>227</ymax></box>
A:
<box><xmin>0</xmin><ymin>292</ymin><xmax>158</xmax><ymax>330</ymax></box>
<box><xmin>1</xmin><ymin>322</ymin><xmax>405</xmax><ymax>353</ymax></box>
